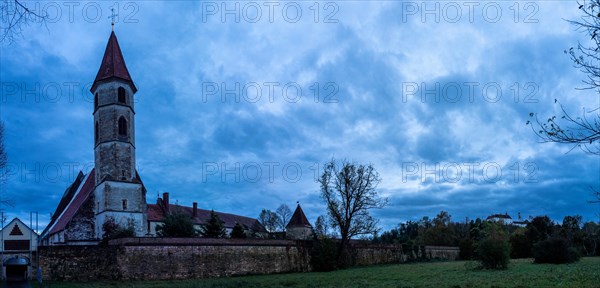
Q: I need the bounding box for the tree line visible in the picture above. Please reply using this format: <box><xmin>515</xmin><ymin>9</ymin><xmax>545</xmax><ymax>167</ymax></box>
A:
<box><xmin>373</xmin><ymin>211</ymin><xmax>599</xmax><ymax>267</ymax></box>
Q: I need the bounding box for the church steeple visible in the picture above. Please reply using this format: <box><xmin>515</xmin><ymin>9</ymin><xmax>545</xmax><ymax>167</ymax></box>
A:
<box><xmin>91</xmin><ymin>31</ymin><xmax>137</xmax><ymax>183</ymax></box>
<box><xmin>90</xmin><ymin>31</ymin><xmax>147</xmax><ymax>238</ymax></box>
<box><xmin>91</xmin><ymin>31</ymin><xmax>137</xmax><ymax>93</ymax></box>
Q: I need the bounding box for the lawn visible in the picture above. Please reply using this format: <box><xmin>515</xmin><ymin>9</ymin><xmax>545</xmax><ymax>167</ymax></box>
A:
<box><xmin>39</xmin><ymin>257</ymin><xmax>600</xmax><ymax>288</ymax></box>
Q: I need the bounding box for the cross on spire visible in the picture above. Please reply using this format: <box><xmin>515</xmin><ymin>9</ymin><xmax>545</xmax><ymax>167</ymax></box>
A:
<box><xmin>109</xmin><ymin>8</ymin><xmax>118</xmax><ymax>31</ymax></box>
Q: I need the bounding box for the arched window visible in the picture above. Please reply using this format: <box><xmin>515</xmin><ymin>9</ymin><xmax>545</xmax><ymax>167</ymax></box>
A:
<box><xmin>118</xmin><ymin>116</ymin><xmax>127</xmax><ymax>136</ymax></box>
<box><xmin>118</xmin><ymin>87</ymin><xmax>126</xmax><ymax>104</ymax></box>
<box><xmin>95</xmin><ymin>122</ymin><xmax>99</xmax><ymax>143</ymax></box>
<box><xmin>94</xmin><ymin>93</ymin><xmax>99</xmax><ymax>108</ymax></box>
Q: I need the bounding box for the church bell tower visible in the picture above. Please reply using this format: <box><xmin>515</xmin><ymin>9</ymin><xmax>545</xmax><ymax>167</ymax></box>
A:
<box><xmin>90</xmin><ymin>31</ymin><xmax>147</xmax><ymax>237</ymax></box>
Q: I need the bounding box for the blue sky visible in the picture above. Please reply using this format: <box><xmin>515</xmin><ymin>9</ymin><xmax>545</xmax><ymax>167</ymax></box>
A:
<box><xmin>1</xmin><ymin>1</ymin><xmax>599</xmax><ymax>231</ymax></box>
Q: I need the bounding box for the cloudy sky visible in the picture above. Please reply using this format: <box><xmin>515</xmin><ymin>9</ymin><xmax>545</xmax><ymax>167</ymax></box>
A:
<box><xmin>1</xmin><ymin>1</ymin><xmax>599</xmax><ymax>231</ymax></box>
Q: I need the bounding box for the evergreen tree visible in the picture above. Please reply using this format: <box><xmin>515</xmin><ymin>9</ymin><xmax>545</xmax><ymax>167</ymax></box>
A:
<box><xmin>156</xmin><ymin>212</ymin><xmax>197</xmax><ymax>237</ymax></box>
<box><xmin>230</xmin><ymin>222</ymin><xmax>247</xmax><ymax>238</ymax></box>
<box><xmin>314</xmin><ymin>215</ymin><xmax>329</xmax><ymax>238</ymax></box>
<box><xmin>200</xmin><ymin>210</ymin><xmax>226</xmax><ymax>238</ymax></box>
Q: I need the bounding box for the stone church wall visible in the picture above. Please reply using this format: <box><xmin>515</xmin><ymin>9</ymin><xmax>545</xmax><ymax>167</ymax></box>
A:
<box><xmin>38</xmin><ymin>238</ymin><xmax>459</xmax><ymax>281</ymax></box>
<box><xmin>64</xmin><ymin>196</ymin><xmax>96</xmax><ymax>241</ymax></box>
<box><xmin>94</xmin><ymin>181</ymin><xmax>147</xmax><ymax>237</ymax></box>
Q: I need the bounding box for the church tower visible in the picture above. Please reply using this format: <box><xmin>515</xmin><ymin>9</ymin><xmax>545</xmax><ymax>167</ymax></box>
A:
<box><xmin>90</xmin><ymin>31</ymin><xmax>147</xmax><ymax>237</ymax></box>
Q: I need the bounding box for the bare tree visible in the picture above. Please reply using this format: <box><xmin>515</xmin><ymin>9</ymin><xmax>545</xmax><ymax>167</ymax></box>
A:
<box><xmin>0</xmin><ymin>121</ymin><xmax>12</xmax><ymax>208</ymax></box>
<box><xmin>593</xmin><ymin>189</ymin><xmax>600</xmax><ymax>203</ymax></box>
<box><xmin>314</xmin><ymin>215</ymin><xmax>330</xmax><ymax>238</ymax></box>
<box><xmin>528</xmin><ymin>0</ymin><xmax>600</xmax><ymax>155</ymax></box>
<box><xmin>276</xmin><ymin>204</ymin><xmax>292</xmax><ymax>231</ymax></box>
<box><xmin>258</xmin><ymin>209</ymin><xmax>279</xmax><ymax>233</ymax></box>
<box><xmin>0</xmin><ymin>121</ymin><xmax>6</xmax><ymax>182</ymax></box>
<box><xmin>318</xmin><ymin>159</ymin><xmax>388</xmax><ymax>263</ymax></box>
<box><xmin>567</xmin><ymin>1</ymin><xmax>600</xmax><ymax>91</ymax></box>
<box><xmin>1</xmin><ymin>0</ymin><xmax>48</xmax><ymax>44</ymax></box>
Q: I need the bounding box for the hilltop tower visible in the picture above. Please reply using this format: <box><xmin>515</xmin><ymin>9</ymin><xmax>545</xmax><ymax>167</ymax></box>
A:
<box><xmin>90</xmin><ymin>31</ymin><xmax>147</xmax><ymax>237</ymax></box>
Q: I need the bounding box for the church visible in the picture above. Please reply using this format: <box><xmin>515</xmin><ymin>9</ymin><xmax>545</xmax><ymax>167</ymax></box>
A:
<box><xmin>39</xmin><ymin>30</ymin><xmax>270</xmax><ymax>245</ymax></box>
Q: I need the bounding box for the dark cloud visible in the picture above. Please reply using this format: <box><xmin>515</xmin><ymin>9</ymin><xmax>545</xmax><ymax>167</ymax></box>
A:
<box><xmin>0</xmin><ymin>1</ymin><xmax>598</xmax><ymax>231</ymax></box>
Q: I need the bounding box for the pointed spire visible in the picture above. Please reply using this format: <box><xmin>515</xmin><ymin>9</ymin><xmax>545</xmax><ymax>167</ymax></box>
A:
<box><xmin>109</xmin><ymin>8</ymin><xmax>117</xmax><ymax>31</ymax></box>
<box><xmin>91</xmin><ymin>31</ymin><xmax>137</xmax><ymax>93</ymax></box>
<box><xmin>286</xmin><ymin>203</ymin><xmax>312</xmax><ymax>228</ymax></box>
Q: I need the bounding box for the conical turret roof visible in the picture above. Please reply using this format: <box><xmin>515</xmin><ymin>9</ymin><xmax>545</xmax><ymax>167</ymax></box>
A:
<box><xmin>286</xmin><ymin>204</ymin><xmax>312</xmax><ymax>228</ymax></box>
<box><xmin>91</xmin><ymin>31</ymin><xmax>137</xmax><ymax>93</ymax></box>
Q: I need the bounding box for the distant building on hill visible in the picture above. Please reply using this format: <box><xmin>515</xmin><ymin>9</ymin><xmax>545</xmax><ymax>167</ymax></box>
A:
<box><xmin>512</xmin><ymin>220</ymin><xmax>528</xmax><ymax>228</ymax></box>
<box><xmin>486</xmin><ymin>213</ymin><xmax>529</xmax><ymax>227</ymax></box>
<box><xmin>512</xmin><ymin>212</ymin><xmax>528</xmax><ymax>227</ymax></box>
<box><xmin>486</xmin><ymin>213</ymin><xmax>513</xmax><ymax>225</ymax></box>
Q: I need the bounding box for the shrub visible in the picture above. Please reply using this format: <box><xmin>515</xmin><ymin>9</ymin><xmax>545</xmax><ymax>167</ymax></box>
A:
<box><xmin>476</xmin><ymin>223</ymin><xmax>510</xmax><ymax>269</ymax></box>
<box><xmin>310</xmin><ymin>237</ymin><xmax>339</xmax><ymax>271</ymax></box>
<box><xmin>101</xmin><ymin>218</ymin><xmax>135</xmax><ymax>244</ymax></box>
<box><xmin>476</xmin><ymin>237</ymin><xmax>510</xmax><ymax>269</ymax></box>
<box><xmin>533</xmin><ymin>237</ymin><xmax>581</xmax><ymax>264</ymax></box>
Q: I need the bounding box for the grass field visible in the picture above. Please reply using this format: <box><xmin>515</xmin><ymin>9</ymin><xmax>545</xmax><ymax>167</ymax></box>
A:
<box><xmin>40</xmin><ymin>257</ymin><xmax>600</xmax><ymax>288</ymax></box>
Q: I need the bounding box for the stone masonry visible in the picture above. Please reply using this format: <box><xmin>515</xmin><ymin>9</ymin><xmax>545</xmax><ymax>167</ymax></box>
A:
<box><xmin>38</xmin><ymin>238</ymin><xmax>460</xmax><ymax>281</ymax></box>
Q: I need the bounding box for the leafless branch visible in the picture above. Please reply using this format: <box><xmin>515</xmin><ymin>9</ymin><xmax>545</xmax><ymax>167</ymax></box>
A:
<box><xmin>0</xmin><ymin>121</ymin><xmax>11</xmax><ymax>208</ymax></box>
<box><xmin>566</xmin><ymin>0</ymin><xmax>600</xmax><ymax>92</ymax></box>
<box><xmin>528</xmin><ymin>102</ymin><xmax>600</xmax><ymax>155</ymax></box>
<box><xmin>1</xmin><ymin>0</ymin><xmax>48</xmax><ymax>44</ymax></box>
<box><xmin>589</xmin><ymin>186</ymin><xmax>600</xmax><ymax>204</ymax></box>
<box><xmin>527</xmin><ymin>0</ymin><xmax>600</xmax><ymax>156</ymax></box>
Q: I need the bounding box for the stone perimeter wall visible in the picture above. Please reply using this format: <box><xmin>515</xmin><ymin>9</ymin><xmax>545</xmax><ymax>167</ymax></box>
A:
<box><xmin>38</xmin><ymin>238</ymin><xmax>459</xmax><ymax>281</ymax></box>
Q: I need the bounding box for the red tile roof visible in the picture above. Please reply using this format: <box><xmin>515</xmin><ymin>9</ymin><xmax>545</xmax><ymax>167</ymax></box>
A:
<box><xmin>147</xmin><ymin>204</ymin><xmax>164</xmax><ymax>222</ymax></box>
<box><xmin>487</xmin><ymin>213</ymin><xmax>512</xmax><ymax>220</ymax></box>
<box><xmin>91</xmin><ymin>31</ymin><xmax>137</xmax><ymax>93</ymax></box>
<box><xmin>47</xmin><ymin>169</ymin><xmax>96</xmax><ymax>235</ymax></box>
<box><xmin>286</xmin><ymin>204</ymin><xmax>312</xmax><ymax>228</ymax></box>
<box><xmin>41</xmin><ymin>171</ymin><xmax>85</xmax><ymax>236</ymax></box>
<box><xmin>148</xmin><ymin>201</ymin><xmax>267</xmax><ymax>233</ymax></box>
<box><xmin>41</xmin><ymin>170</ymin><xmax>267</xmax><ymax>238</ymax></box>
